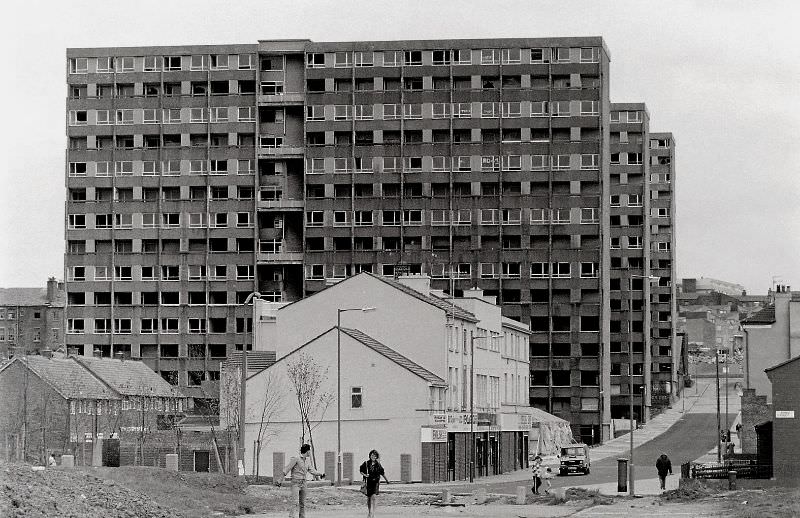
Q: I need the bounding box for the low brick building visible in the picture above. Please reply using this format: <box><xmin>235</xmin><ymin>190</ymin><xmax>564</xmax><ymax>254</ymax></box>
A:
<box><xmin>765</xmin><ymin>355</ymin><xmax>800</xmax><ymax>485</ymax></box>
<box><xmin>739</xmin><ymin>388</ymin><xmax>771</xmax><ymax>455</ymax></box>
<box><xmin>0</xmin><ymin>355</ymin><xmax>186</xmax><ymax>466</ymax></box>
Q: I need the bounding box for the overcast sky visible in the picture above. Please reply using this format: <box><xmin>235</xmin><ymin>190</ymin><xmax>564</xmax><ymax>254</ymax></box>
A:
<box><xmin>1</xmin><ymin>0</ymin><xmax>797</xmax><ymax>294</ymax></box>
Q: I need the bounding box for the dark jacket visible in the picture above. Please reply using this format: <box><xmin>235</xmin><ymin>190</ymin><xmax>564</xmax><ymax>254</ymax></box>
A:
<box><xmin>656</xmin><ymin>454</ymin><xmax>672</xmax><ymax>477</ymax></box>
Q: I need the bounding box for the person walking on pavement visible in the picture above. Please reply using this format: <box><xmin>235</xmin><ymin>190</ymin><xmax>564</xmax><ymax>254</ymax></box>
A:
<box><xmin>531</xmin><ymin>455</ymin><xmax>543</xmax><ymax>494</ymax></box>
<box><xmin>655</xmin><ymin>452</ymin><xmax>672</xmax><ymax>491</ymax></box>
<box><xmin>283</xmin><ymin>444</ymin><xmax>325</xmax><ymax>518</ymax></box>
<box><xmin>359</xmin><ymin>449</ymin><xmax>389</xmax><ymax>517</ymax></box>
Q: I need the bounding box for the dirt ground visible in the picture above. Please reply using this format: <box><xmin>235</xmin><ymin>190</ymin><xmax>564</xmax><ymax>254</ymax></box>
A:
<box><xmin>2</xmin><ymin>461</ymin><xmax>800</xmax><ymax>518</ymax></box>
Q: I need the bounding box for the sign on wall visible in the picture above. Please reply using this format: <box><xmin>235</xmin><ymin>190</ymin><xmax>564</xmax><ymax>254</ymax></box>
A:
<box><xmin>421</xmin><ymin>427</ymin><xmax>448</xmax><ymax>443</ymax></box>
<box><xmin>775</xmin><ymin>410</ymin><xmax>795</xmax><ymax>419</ymax></box>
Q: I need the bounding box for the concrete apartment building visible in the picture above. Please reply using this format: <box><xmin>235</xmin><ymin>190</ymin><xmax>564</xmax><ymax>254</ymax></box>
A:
<box><xmin>606</xmin><ymin>104</ymin><xmax>678</xmax><ymax>423</ymax></box>
<box><xmin>0</xmin><ymin>278</ymin><xmax>65</xmax><ymax>359</ymax></box>
<box><xmin>65</xmin><ymin>37</ymin><xmax>677</xmax><ymax>444</ymax></box>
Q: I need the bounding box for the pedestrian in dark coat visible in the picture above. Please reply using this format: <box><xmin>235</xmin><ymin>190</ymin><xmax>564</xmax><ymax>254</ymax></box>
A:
<box><xmin>359</xmin><ymin>449</ymin><xmax>389</xmax><ymax>517</ymax></box>
<box><xmin>656</xmin><ymin>453</ymin><xmax>672</xmax><ymax>490</ymax></box>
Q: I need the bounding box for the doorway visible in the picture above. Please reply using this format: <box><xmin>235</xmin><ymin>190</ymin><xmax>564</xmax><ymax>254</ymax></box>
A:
<box><xmin>194</xmin><ymin>450</ymin><xmax>210</xmax><ymax>472</ymax></box>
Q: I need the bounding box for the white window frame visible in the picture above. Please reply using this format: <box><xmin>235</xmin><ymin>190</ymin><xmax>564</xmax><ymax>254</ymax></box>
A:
<box><xmin>69</xmin><ymin>58</ymin><xmax>88</xmax><ymax>74</ymax></box>
<box><xmin>480</xmin><ymin>263</ymin><xmax>499</xmax><ymax>279</ymax></box>
<box><xmin>334</xmin><ymin>104</ymin><xmax>353</xmax><ymax>121</ymax></box>
<box><xmin>480</xmin><ymin>49</ymin><xmax>500</xmax><ymax>65</ymax></box>
<box><xmin>501</xmin><ymin>48</ymin><xmax>521</xmax><ymax>64</ymax></box>
<box><xmin>382</xmin><ymin>104</ymin><xmax>400</xmax><ymax>120</ymax></box>
<box><xmin>531</xmin><ymin>155</ymin><xmax>549</xmax><ymax>170</ymax></box>
<box><xmin>210</xmin><ymin>107</ymin><xmax>229</xmax><ymax>123</ymax></box>
<box><xmin>306</xmin><ymin>53</ymin><xmax>325</xmax><ymax>68</ymax></box>
<box><xmin>354</xmin><ymin>104</ymin><xmax>373</xmax><ymax>120</ymax></box>
<box><xmin>237</xmin><ymin>54</ymin><xmax>254</xmax><ymax>70</ymax></box>
<box><xmin>403</xmin><ymin>103</ymin><xmax>422</xmax><ymax>119</ymax></box>
<box><xmin>354</xmin><ymin>51</ymin><xmax>374</xmax><ymax>67</ymax></box>
<box><xmin>403</xmin><ymin>210</ymin><xmax>423</xmax><ymax>226</ymax></box>
<box><xmin>581</xmin><ymin>208</ymin><xmax>600</xmax><ymax>224</ymax></box>
<box><xmin>431</xmin><ymin>156</ymin><xmax>450</xmax><ymax>172</ymax></box>
<box><xmin>334</xmin><ymin>51</ymin><xmax>353</xmax><ymax>68</ymax></box>
<box><xmin>581</xmin><ymin>154</ymin><xmax>599</xmax><ymax>169</ymax></box>
<box><xmin>453</xmin><ymin>103</ymin><xmax>472</xmax><ymax>118</ymax></box>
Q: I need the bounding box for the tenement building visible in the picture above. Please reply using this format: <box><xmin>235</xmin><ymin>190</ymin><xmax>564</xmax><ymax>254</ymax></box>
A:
<box><xmin>65</xmin><ymin>37</ymin><xmax>677</xmax><ymax>443</ymax></box>
<box><xmin>0</xmin><ymin>278</ymin><xmax>65</xmax><ymax>358</ymax></box>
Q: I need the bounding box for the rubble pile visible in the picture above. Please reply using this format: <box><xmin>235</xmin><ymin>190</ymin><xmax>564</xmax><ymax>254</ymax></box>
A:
<box><xmin>1</xmin><ymin>463</ymin><xmax>180</xmax><ymax>518</ymax></box>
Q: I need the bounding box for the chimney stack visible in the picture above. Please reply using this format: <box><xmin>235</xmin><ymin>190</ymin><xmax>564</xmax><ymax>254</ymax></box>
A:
<box><xmin>40</xmin><ymin>349</ymin><xmax>52</xmax><ymax>359</ymax></box>
<box><xmin>114</xmin><ymin>351</ymin><xmax>125</xmax><ymax>361</ymax></box>
<box><xmin>67</xmin><ymin>347</ymin><xmax>79</xmax><ymax>357</ymax></box>
<box><xmin>46</xmin><ymin>277</ymin><xmax>57</xmax><ymax>304</ymax></box>
<box><xmin>92</xmin><ymin>349</ymin><xmax>102</xmax><ymax>358</ymax></box>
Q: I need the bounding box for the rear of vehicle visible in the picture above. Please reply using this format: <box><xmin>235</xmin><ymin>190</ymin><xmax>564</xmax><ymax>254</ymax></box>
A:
<box><xmin>559</xmin><ymin>445</ymin><xmax>590</xmax><ymax>475</ymax></box>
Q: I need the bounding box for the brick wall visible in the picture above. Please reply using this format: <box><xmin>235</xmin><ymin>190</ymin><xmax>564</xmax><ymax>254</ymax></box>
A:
<box><xmin>767</xmin><ymin>361</ymin><xmax>800</xmax><ymax>485</ymax></box>
<box><xmin>740</xmin><ymin>389</ymin><xmax>771</xmax><ymax>454</ymax></box>
<box><xmin>420</xmin><ymin>442</ymin><xmax>447</xmax><ymax>483</ymax></box>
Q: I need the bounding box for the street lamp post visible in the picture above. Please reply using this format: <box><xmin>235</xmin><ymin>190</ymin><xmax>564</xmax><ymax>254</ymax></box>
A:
<box><xmin>627</xmin><ymin>271</ymin><xmax>658</xmax><ymax>497</ymax></box>
<box><xmin>469</xmin><ymin>334</ymin><xmax>489</xmax><ymax>483</ymax></box>
<box><xmin>336</xmin><ymin>307</ymin><xmax>375</xmax><ymax>486</ymax></box>
<box><xmin>716</xmin><ymin>347</ymin><xmax>722</xmax><ymax>462</ymax></box>
<box><xmin>239</xmin><ymin>292</ymin><xmax>261</xmax><ymax>475</ymax></box>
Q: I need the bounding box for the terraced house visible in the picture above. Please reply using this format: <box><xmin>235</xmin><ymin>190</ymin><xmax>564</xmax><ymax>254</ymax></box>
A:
<box><xmin>64</xmin><ymin>37</ymin><xmax>677</xmax><ymax>443</ymax></box>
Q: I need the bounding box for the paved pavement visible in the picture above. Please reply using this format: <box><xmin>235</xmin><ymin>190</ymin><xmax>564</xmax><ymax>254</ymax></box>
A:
<box><xmin>240</xmin><ymin>378</ymin><xmax>744</xmax><ymax>517</ymax></box>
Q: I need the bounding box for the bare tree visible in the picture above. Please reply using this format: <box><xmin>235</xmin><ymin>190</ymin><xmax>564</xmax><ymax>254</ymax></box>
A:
<box><xmin>250</xmin><ymin>371</ymin><xmax>284</xmax><ymax>476</ymax></box>
<box><xmin>285</xmin><ymin>354</ymin><xmax>334</xmax><ymax>469</ymax></box>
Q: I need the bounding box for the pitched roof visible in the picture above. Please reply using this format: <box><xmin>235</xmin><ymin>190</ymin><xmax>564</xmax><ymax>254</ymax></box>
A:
<box><xmin>0</xmin><ymin>288</ymin><xmax>64</xmax><ymax>307</ymax></box>
<box><xmin>363</xmin><ymin>272</ymin><xmax>477</xmax><ymax>322</ymax></box>
<box><xmin>74</xmin><ymin>356</ymin><xmax>181</xmax><ymax>398</ymax></box>
<box><xmin>17</xmin><ymin>356</ymin><xmax>119</xmax><ymax>400</ymax></box>
<box><xmin>225</xmin><ymin>351</ymin><xmax>276</xmax><ymax>372</ymax></box>
<box><xmin>340</xmin><ymin>327</ymin><xmax>446</xmax><ymax>386</ymax></box>
<box><xmin>764</xmin><ymin>354</ymin><xmax>800</xmax><ymax>374</ymax></box>
<box><xmin>741</xmin><ymin>305</ymin><xmax>776</xmax><ymax>325</ymax></box>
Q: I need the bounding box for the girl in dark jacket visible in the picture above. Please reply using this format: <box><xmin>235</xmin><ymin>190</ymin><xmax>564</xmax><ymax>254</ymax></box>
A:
<box><xmin>359</xmin><ymin>449</ymin><xmax>390</xmax><ymax>517</ymax></box>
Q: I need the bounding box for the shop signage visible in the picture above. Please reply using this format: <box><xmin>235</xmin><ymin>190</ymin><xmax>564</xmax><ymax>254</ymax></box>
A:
<box><xmin>420</xmin><ymin>427</ymin><xmax>448</xmax><ymax>443</ymax></box>
<box><xmin>776</xmin><ymin>410</ymin><xmax>795</xmax><ymax>419</ymax></box>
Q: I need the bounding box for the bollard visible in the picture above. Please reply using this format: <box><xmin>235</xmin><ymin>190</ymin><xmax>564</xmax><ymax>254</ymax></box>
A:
<box><xmin>515</xmin><ymin>485</ymin><xmax>527</xmax><ymax>505</ymax></box>
<box><xmin>728</xmin><ymin>470</ymin><xmax>737</xmax><ymax>490</ymax></box>
<box><xmin>617</xmin><ymin>458</ymin><xmax>628</xmax><ymax>493</ymax></box>
<box><xmin>475</xmin><ymin>487</ymin><xmax>487</xmax><ymax>504</ymax></box>
<box><xmin>440</xmin><ymin>489</ymin><xmax>451</xmax><ymax>504</ymax></box>
<box><xmin>165</xmin><ymin>453</ymin><xmax>178</xmax><ymax>471</ymax></box>
<box><xmin>61</xmin><ymin>455</ymin><xmax>74</xmax><ymax>468</ymax></box>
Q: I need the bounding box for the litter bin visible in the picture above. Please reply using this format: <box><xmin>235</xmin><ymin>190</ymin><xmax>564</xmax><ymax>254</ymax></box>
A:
<box><xmin>617</xmin><ymin>458</ymin><xmax>628</xmax><ymax>493</ymax></box>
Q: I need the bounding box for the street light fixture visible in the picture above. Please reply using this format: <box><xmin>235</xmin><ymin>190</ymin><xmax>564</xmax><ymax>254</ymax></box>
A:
<box><xmin>336</xmin><ymin>307</ymin><xmax>376</xmax><ymax>486</ymax></box>
<box><xmin>469</xmin><ymin>333</ymin><xmax>489</xmax><ymax>483</ymax></box>
<box><xmin>239</xmin><ymin>291</ymin><xmax>262</xmax><ymax>475</ymax></box>
<box><xmin>627</xmin><ymin>271</ymin><xmax>658</xmax><ymax>497</ymax></box>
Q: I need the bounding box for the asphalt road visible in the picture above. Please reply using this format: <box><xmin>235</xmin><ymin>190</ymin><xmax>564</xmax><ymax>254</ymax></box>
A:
<box><xmin>432</xmin><ymin>376</ymin><xmax>742</xmax><ymax>495</ymax></box>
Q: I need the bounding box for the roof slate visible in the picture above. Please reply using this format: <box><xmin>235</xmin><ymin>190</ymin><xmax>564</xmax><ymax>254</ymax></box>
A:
<box><xmin>364</xmin><ymin>273</ymin><xmax>477</xmax><ymax>322</ymax></box>
<box><xmin>741</xmin><ymin>306</ymin><xmax>776</xmax><ymax>325</ymax></box>
<box><xmin>226</xmin><ymin>351</ymin><xmax>277</xmax><ymax>372</ymax></box>
<box><xmin>74</xmin><ymin>356</ymin><xmax>180</xmax><ymax>398</ymax></box>
<box><xmin>20</xmin><ymin>356</ymin><xmax>118</xmax><ymax>400</ymax></box>
<box><xmin>340</xmin><ymin>327</ymin><xmax>446</xmax><ymax>386</ymax></box>
<box><xmin>0</xmin><ymin>288</ymin><xmax>64</xmax><ymax>308</ymax></box>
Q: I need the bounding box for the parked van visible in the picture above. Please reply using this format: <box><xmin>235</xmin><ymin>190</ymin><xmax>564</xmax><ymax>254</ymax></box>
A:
<box><xmin>559</xmin><ymin>444</ymin><xmax>590</xmax><ymax>475</ymax></box>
